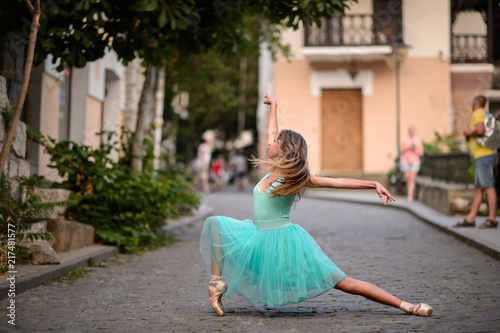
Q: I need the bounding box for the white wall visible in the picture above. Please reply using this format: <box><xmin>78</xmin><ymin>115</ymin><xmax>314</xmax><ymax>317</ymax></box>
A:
<box><xmin>347</xmin><ymin>0</ymin><xmax>373</xmax><ymax>14</ymax></box>
<box><xmin>404</xmin><ymin>0</ymin><xmax>451</xmax><ymax>58</ymax></box>
<box><xmin>88</xmin><ymin>51</ymin><xmax>125</xmax><ymax>106</ymax></box>
<box><xmin>453</xmin><ymin>11</ymin><xmax>487</xmax><ymax>34</ymax></box>
<box><xmin>69</xmin><ymin>66</ymin><xmax>89</xmax><ymax>143</ymax></box>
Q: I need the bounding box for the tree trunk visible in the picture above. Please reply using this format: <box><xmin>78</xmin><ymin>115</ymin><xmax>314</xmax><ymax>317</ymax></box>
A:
<box><xmin>0</xmin><ymin>0</ymin><xmax>41</xmax><ymax>176</ymax></box>
<box><xmin>152</xmin><ymin>67</ymin><xmax>165</xmax><ymax>171</ymax></box>
<box><xmin>130</xmin><ymin>62</ymin><xmax>155</xmax><ymax>171</ymax></box>
<box><xmin>237</xmin><ymin>57</ymin><xmax>247</xmax><ymax>136</ymax></box>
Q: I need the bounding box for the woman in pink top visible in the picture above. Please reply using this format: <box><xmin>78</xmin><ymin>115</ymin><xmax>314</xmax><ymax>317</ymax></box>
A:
<box><xmin>400</xmin><ymin>126</ymin><xmax>424</xmax><ymax>202</ymax></box>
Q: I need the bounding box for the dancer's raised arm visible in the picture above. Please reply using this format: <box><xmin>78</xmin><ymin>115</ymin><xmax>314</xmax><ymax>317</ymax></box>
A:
<box><xmin>264</xmin><ymin>93</ymin><xmax>278</xmax><ymax>155</ymax></box>
<box><xmin>307</xmin><ymin>176</ymin><xmax>395</xmax><ymax>206</ymax></box>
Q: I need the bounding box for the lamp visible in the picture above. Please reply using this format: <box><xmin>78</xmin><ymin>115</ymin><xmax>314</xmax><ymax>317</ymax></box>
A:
<box><xmin>391</xmin><ymin>38</ymin><xmax>410</xmax><ymax>161</ymax></box>
<box><xmin>348</xmin><ymin>60</ymin><xmax>358</xmax><ymax>81</ymax></box>
<box><xmin>384</xmin><ymin>31</ymin><xmax>410</xmax><ymax>158</ymax></box>
<box><xmin>384</xmin><ymin>28</ymin><xmax>410</xmax><ymax>191</ymax></box>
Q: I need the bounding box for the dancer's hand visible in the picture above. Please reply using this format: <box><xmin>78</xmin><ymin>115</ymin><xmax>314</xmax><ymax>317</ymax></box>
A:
<box><xmin>264</xmin><ymin>92</ymin><xmax>277</xmax><ymax>106</ymax></box>
<box><xmin>375</xmin><ymin>182</ymin><xmax>395</xmax><ymax>205</ymax></box>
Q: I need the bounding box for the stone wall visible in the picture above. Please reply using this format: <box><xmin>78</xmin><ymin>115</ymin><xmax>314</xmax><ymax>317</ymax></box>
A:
<box><xmin>0</xmin><ymin>32</ymin><xmax>26</xmax><ymax>105</ymax></box>
<box><xmin>415</xmin><ymin>176</ymin><xmax>488</xmax><ymax>215</ymax></box>
<box><xmin>34</xmin><ymin>188</ymin><xmax>96</xmax><ymax>253</ymax></box>
<box><xmin>0</xmin><ymin>75</ymin><xmax>31</xmax><ymax>200</ymax></box>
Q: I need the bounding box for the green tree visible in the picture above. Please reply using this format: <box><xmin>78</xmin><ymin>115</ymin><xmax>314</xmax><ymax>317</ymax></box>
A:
<box><xmin>2</xmin><ymin>0</ymin><xmax>357</xmax><ymax>170</ymax></box>
<box><xmin>172</xmin><ymin>15</ymin><xmax>261</xmax><ymax>162</ymax></box>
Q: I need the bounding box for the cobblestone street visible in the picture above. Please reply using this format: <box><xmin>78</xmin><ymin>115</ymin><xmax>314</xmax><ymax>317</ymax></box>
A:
<box><xmin>2</xmin><ymin>189</ymin><xmax>499</xmax><ymax>332</ymax></box>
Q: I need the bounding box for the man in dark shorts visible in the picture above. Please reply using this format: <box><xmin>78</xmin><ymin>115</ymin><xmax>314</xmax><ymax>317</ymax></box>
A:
<box><xmin>455</xmin><ymin>95</ymin><xmax>498</xmax><ymax>228</ymax></box>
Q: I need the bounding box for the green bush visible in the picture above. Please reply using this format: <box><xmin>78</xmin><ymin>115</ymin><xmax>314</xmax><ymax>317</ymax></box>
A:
<box><xmin>30</xmin><ymin>127</ymin><xmax>200</xmax><ymax>252</ymax></box>
<box><xmin>74</xmin><ymin>169</ymin><xmax>199</xmax><ymax>252</ymax></box>
<box><xmin>0</xmin><ymin>175</ymin><xmax>73</xmax><ymax>273</ymax></box>
<box><xmin>423</xmin><ymin>131</ymin><xmax>464</xmax><ymax>154</ymax></box>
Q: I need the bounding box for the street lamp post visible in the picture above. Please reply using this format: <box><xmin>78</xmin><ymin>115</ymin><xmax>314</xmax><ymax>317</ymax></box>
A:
<box><xmin>385</xmin><ymin>34</ymin><xmax>409</xmax><ymax>190</ymax></box>
<box><xmin>391</xmin><ymin>41</ymin><xmax>409</xmax><ymax>161</ymax></box>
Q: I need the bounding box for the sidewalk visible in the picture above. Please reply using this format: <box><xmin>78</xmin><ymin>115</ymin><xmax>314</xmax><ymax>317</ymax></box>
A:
<box><xmin>0</xmin><ymin>244</ymin><xmax>118</xmax><ymax>301</ymax></box>
<box><xmin>306</xmin><ymin>188</ymin><xmax>500</xmax><ymax>261</ymax></box>
<box><xmin>162</xmin><ymin>194</ymin><xmax>213</xmax><ymax>232</ymax></box>
<box><xmin>0</xmin><ymin>197</ymin><xmax>214</xmax><ymax>301</ymax></box>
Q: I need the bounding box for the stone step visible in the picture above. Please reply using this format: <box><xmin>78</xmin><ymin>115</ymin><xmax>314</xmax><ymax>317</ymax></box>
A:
<box><xmin>47</xmin><ymin>219</ymin><xmax>95</xmax><ymax>253</ymax></box>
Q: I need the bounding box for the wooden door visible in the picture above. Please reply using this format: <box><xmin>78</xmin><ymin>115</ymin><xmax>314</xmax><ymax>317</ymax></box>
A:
<box><xmin>321</xmin><ymin>89</ymin><xmax>363</xmax><ymax>173</ymax></box>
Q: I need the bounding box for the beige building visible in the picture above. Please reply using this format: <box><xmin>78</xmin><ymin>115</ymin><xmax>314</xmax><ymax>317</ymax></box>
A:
<box><xmin>258</xmin><ymin>0</ymin><xmax>499</xmax><ymax>177</ymax></box>
<box><xmin>25</xmin><ymin>53</ymin><xmax>146</xmax><ymax>181</ymax></box>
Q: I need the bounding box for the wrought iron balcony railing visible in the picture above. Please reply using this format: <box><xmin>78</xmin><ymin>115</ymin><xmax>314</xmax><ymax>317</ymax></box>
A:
<box><xmin>451</xmin><ymin>34</ymin><xmax>489</xmax><ymax>63</ymax></box>
<box><xmin>492</xmin><ymin>62</ymin><xmax>500</xmax><ymax>90</ymax></box>
<box><xmin>304</xmin><ymin>15</ymin><xmax>396</xmax><ymax>47</ymax></box>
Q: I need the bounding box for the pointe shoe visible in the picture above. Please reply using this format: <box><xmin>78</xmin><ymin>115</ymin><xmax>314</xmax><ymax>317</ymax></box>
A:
<box><xmin>209</xmin><ymin>281</ymin><xmax>227</xmax><ymax>316</ymax></box>
<box><xmin>399</xmin><ymin>301</ymin><xmax>433</xmax><ymax>317</ymax></box>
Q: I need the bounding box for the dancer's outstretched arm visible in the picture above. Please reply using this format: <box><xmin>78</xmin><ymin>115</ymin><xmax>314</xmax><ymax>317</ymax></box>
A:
<box><xmin>264</xmin><ymin>92</ymin><xmax>278</xmax><ymax>153</ymax></box>
<box><xmin>307</xmin><ymin>176</ymin><xmax>395</xmax><ymax>205</ymax></box>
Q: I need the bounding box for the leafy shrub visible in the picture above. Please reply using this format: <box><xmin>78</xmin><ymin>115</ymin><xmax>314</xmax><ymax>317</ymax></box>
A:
<box><xmin>423</xmin><ymin>131</ymin><xmax>465</xmax><ymax>154</ymax></box>
<box><xmin>74</xmin><ymin>169</ymin><xmax>198</xmax><ymax>252</ymax></box>
<box><xmin>29</xmin><ymin>127</ymin><xmax>200</xmax><ymax>252</ymax></box>
<box><xmin>0</xmin><ymin>175</ymin><xmax>72</xmax><ymax>273</ymax></box>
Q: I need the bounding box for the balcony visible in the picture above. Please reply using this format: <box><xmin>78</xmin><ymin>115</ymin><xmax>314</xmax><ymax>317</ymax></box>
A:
<box><xmin>451</xmin><ymin>34</ymin><xmax>489</xmax><ymax>63</ymax></box>
<box><xmin>302</xmin><ymin>15</ymin><xmax>395</xmax><ymax>62</ymax></box>
<box><xmin>493</xmin><ymin>62</ymin><xmax>500</xmax><ymax>90</ymax></box>
<box><xmin>304</xmin><ymin>15</ymin><xmax>397</xmax><ymax>47</ymax></box>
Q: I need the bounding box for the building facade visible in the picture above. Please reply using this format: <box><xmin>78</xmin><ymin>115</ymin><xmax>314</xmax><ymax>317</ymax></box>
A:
<box><xmin>24</xmin><ymin>53</ymin><xmax>144</xmax><ymax>181</ymax></box>
<box><xmin>258</xmin><ymin>0</ymin><xmax>500</xmax><ymax>176</ymax></box>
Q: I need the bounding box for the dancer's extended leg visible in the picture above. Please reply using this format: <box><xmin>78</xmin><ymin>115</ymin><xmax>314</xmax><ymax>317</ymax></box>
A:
<box><xmin>335</xmin><ymin>277</ymin><xmax>432</xmax><ymax>316</ymax></box>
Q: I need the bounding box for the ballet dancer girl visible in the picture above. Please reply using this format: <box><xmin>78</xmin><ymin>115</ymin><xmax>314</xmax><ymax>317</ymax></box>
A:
<box><xmin>199</xmin><ymin>93</ymin><xmax>433</xmax><ymax>317</ymax></box>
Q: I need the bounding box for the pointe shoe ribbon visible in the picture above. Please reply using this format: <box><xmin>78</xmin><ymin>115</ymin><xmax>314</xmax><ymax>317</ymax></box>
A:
<box><xmin>400</xmin><ymin>301</ymin><xmax>433</xmax><ymax>317</ymax></box>
<box><xmin>209</xmin><ymin>280</ymin><xmax>227</xmax><ymax>316</ymax></box>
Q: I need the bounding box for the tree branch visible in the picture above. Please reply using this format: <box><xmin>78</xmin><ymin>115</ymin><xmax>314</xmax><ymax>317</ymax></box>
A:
<box><xmin>28</xmin><ymin>135</ymin><xmax>86</xmax><ymax>176</ymax></box>
<box><xmin>24</xmin><ymin>0</ymin><xmax>35</xmax><ymax>14</ymax></box>
<box><xmin>277</xmin><ymin>0</ymin><xmax>301</xmax><ymax>9</ymax></box>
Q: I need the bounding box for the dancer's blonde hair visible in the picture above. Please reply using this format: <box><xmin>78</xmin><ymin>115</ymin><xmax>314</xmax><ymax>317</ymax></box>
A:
<box><xmin>253</xmin><ymin>129</ymin><xmax>315</xmax><ymax>200</ymax></box>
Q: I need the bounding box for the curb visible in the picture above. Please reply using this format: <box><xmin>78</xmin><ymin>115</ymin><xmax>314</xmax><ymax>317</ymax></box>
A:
<box><xmin>0</xmin><ymin>245</ymin><xmax>118</xmax><ymax>301</ymax></box>
<box><xmin>162</xmin><ymin>199</ymin><xmax>214</xmax><ymax>233</ymax></box>
<box><xmin>307</xmin><ymin>192</ymin><xmax>500</xmax><ymax>262</ymax></box>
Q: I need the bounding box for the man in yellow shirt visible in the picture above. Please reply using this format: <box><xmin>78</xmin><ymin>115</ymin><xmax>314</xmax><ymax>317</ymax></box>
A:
<box><xmin>455</xmin><ymin>95</ymin><xmax>498</xmax><ymax>228</ymax></box>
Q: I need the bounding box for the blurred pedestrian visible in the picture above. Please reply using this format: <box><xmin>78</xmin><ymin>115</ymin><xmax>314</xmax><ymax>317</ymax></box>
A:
<box><xmin>197</xmin><ymin>138</ymin><xmax>212</xmax><ymax>193</ymax></box>
<box><xmin>190</xmin><ymin>157</ymin><xmax>200</xmax><ymax>189</ymax></box>
<box><xmin>400</xmin><ymin>126</ymin><xmax>423</xmax><ymax>202</ymax></box>
<box><xmin>210</xmin><ymin>154</ymin><xmax>226</xmax><ymax>192</ymax></box>
<box><xmin>230</xmin><ymin>150</ymin><xmax>247</xmax><ymax>191</ymax></box>
<box><xmin>455</xmin><ymin>95</ymin><xmax>498</xmax><ymax>228</ymax></box>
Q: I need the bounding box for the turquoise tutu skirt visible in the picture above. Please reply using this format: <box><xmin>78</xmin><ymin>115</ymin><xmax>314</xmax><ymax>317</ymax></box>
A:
<box><xmin>200</xmin><ymin>216</ymin><xmax>347</xmax><ymax>308</ymax></box>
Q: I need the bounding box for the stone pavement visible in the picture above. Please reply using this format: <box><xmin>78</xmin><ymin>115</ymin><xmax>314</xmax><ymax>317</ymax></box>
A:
<box><xmin>307</xmin><ymin>188</ymin><xmax>500</xmax><ymax>261</ymax></box>
<box><xmin>1</xmin><ymin>187</ymin><xmax>499</xmax><ymax>332</ymax></box>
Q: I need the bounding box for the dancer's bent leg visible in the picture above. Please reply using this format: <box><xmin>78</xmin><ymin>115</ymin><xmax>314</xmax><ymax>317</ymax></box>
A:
<box><xmin>335</xmin><ymin>277</ymin><xmax>432</xmax><ymax>316</ymax></box>
<box><xmin>207</xmin><ymin>217</ymin><xmax>227</xmax><ymax>316</ymax></box>
<box><xmin>208</xmin><ymin>217</ymin><xmax>224</xmax><ymax>276</ymax></box>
